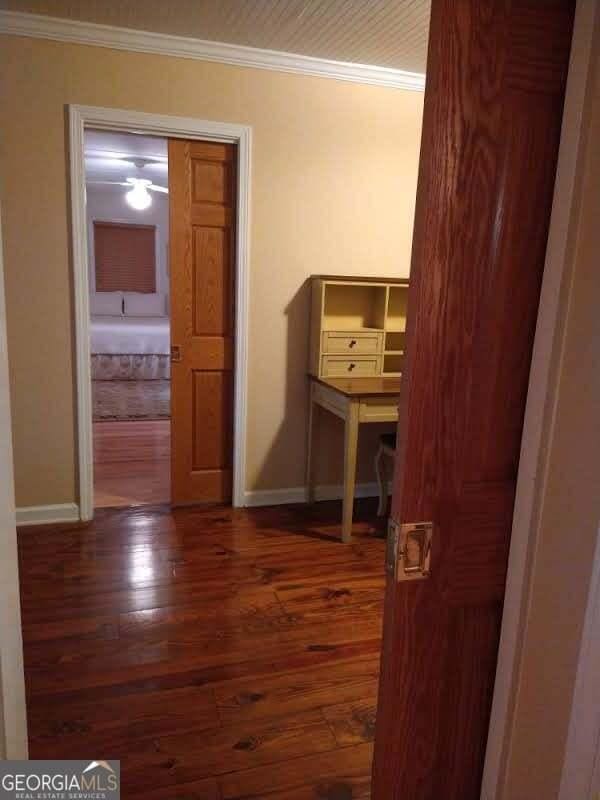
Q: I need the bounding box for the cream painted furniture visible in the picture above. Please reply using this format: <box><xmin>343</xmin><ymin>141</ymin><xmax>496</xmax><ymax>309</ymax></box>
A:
<box><xmin>306</xmin><ymin>275</ymin><xmax>407</xmax><ymax>541</ymax></box>
<box><xmin>306</xmin><ymin>376</ymin><xmax>401</xmax><ymax>542</ymax></box>
<box><xmin>375</xmin><ymin>432</ymin><xmax>397</xmax><ymax>517</ymax></box>
<box><xmin>309</xmin><ymin>275</ymin><xmax>409</xmax><ymax>379</ymax></box>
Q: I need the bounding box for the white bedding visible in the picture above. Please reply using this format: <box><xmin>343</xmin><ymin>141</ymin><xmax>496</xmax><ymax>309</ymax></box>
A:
<box><xmin>90</xmin><ymin>316</ymin><xmax>170</xmax><ymax>355</ymax></box>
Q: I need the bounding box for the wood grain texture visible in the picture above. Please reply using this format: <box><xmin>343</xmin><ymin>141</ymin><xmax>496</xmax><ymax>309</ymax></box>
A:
<box><xmin>373</xmin><ymin>1</ymin><xmax>575</xmax><ymax>799</ymax></box>
<box><xmin>169</xmin><ymin>139</ymin><xmax>235</xmax><ymax>505</ymax></box>
<box><xmin>19</xmin><ymin>500</ymin><xmax>385</xmax><ymax>797</ymax></box>
<box><xmin>314</xmin><ymin>376</ymin><xmax>401</xmax><ymax>397</ymax></box>
<box><xmin>193</xmin><ymin>226</ymin><xmax>230</xmax><ymax>335</ymax></box>
<box><xmin>192</xmin><ymin>371</ymin><xmax>232</xmax><ymax>471</ymax></box>
<box><xmin>93</xmin><ymin>420</ymin><xmax>170</xmax><ymax>508</ymax></box>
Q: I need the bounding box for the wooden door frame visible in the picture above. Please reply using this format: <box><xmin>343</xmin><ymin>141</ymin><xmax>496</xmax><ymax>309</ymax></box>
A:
<box><xmin>68</xmin><ymin>104</ymin><xmax>251</xmax><ymax>520</ymax></box>
<box><xmin>558</xmin><ymin>525</ymin><xmax>600</xmax><ymax>800</ymax></box>
<box><xmin>481</xmin><ymin>1</ymin><xmax>600</xmax><ymax>797</ymax></box>
<box><xmin>0</xmin><ymin>202</ymin><xmax>28</xmax><ymax>758</ymax></box>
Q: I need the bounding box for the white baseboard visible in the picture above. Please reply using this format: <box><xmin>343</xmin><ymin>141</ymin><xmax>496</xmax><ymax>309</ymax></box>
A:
<box><xmin>242</xmin><ymin>487</ymin><xmax>307</xmax><ymax>507</ymax></box>
<box><xmin>15</xmin><ymin>487</ymin><xmax>381</xmax><ymax>520</ymax></box>
<box><xmin>15</xmin><ymin>503</ymin><xmax>80</xmax><ymax>526</ymax></box>
<box><xmin>243</xmin><ymin>482</ymin><xmax>382</xmax><ymax>507</ymax></box>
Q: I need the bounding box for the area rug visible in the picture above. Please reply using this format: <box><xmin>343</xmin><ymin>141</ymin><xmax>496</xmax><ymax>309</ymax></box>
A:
<box><xmin>92</xmin><ymin>379</ymin><xmax>170</xmax><ymax>421</ymax></box>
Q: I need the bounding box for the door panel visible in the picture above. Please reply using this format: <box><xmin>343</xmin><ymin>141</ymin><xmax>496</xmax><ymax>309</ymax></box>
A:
<box><xmin>193</xmin><ymin>227</ymin><xmax>231</xmax><ymax>336</ymax></box>
<box><xmin>372</xmin><ymin>1</ymin><xmax>575</xmax><ymax>798</ymax></box>
<box><xmin>169</xmin><ymin>139</ymin><xmax>236</xmax><ymax>505</ymax></box>
<box><xmin>192</xmin><ymin>371</ymin><xmax>232</xmax><ymax>470</ymax></box>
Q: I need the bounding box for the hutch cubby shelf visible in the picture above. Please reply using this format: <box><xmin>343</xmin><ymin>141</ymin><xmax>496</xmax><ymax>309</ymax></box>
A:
<box><xmin>309</xmin><ymin>275</ymin><xmax>410</xmax><ymax>378</ymax></box>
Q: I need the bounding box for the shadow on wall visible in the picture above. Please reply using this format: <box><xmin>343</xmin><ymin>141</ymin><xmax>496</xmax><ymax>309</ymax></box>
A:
<box><xmin>252</xmin><ymin>279</ymin><xmax>393</xmax><ymax>495</ymax></box>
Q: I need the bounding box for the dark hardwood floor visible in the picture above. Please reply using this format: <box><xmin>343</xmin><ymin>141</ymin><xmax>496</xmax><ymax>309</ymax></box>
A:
<box><xmin>18</xmin><ymin>500</ymin><xmax>386</xmax><ymax>799</ymax></box>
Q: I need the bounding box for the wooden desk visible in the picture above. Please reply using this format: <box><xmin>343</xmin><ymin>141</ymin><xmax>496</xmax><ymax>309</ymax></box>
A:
<box><xmin>306</xmin><ymin>375</ymin><xmax>401</xmax><ymax>542</ymax></box>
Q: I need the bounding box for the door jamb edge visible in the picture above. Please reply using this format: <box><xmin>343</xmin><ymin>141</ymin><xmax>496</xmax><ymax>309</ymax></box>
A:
<box><xmin>481</xmin><ymin>2</ymin><xmax>599</xmax><ymax>797</ymax></box>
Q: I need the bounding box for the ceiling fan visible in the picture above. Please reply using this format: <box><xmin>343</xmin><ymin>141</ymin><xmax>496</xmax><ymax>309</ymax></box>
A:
<box><xmin>85</xmin><ymin>152</ymin><xmax>168</xmax><ymax>209</ymax></box>
<box><xmin>85</xmin><ymin>151</ymin><xmax>167</xmax><ymax>170</ymax></box>
<box><xmin>87</xmin><ymin>177</ymin><xmax>168</xmax><ymax>210</ymax></box>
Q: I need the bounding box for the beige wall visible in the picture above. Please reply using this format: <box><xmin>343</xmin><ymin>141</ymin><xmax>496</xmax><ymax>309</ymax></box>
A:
<box><xmin>0</xmin><ymin>35</ymin><xmax>423</xmax><ymax>507</ymax></box>
<box><xmin>500</xmin><ymin>15</ymin><xmax>600</xmax><ymax>799</ymax></box>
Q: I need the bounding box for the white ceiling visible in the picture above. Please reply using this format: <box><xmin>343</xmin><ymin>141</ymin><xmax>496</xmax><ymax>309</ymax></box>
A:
<box><xmin>84</xmin><ymin>130</ymin><xmax>168</xmax><ymax>186</ymax></box>
<box><xmin>1</xmin><ymin>0</ymin><xmax>431</xmax><ymax>73</ymax></box>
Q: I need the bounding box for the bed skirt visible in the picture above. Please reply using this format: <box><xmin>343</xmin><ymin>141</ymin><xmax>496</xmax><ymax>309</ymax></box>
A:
<box><xmin>92</xmin><ymin>379</ymin><xmax>170</xmax><ymax>421</ymax></box>
<box><xmin>91</xmin><ymin>354</ymin><xmax>170</xmax><ymax>420</ymax></box>
<box><xmin>91</xmin><ymin>353</ymin><xmax>170</xmax><ymax>381</ymax></box>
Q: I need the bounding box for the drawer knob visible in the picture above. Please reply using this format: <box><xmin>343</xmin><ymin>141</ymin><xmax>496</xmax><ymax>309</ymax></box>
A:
<box><xmin>349</xmin><ymin>339</ymin><xmax>357</xmax><ymax>348</ymax></box>
<box><xmin>348</xmin><ymin>363</ymin><xmax>356</xmax><ymax>371</ymax></box>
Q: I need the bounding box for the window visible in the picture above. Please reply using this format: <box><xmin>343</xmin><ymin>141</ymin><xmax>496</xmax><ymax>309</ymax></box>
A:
<box><xmin>94</xmin><ymin>221</ymin><xmax>156</xmax><ymax>293</ymax></box>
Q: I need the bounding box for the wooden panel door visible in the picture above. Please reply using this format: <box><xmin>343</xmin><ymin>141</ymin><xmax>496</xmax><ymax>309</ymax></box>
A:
<box><xmin>372</xmin><ymin>1</ymin><xmax>575</xmax><ymax>798</ymax></box>
<box><xmin>169</xmin><ymin>140</ymin><xmax>236</xmax><ymax>505</ymax></box>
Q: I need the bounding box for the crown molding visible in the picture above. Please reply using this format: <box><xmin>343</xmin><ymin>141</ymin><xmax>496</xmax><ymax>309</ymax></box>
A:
<box><xmin>0</xmin><ymin>10</ymin><xmax>425</xmax><ymax>92</ymax></box>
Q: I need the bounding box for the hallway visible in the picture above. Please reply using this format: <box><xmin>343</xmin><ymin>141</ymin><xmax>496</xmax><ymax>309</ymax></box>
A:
<box><xmin>18</xmin><ymin>501</ymin><xmax>385</xmax><ymax>798</ymax></box>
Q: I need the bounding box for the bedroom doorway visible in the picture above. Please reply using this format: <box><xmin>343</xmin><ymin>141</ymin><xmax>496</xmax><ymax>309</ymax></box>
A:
<box><xmin>70</xmin><ymin>106</ymin><xmax>250</xmax><ymax>520</ymax></box>
<box><xmin>85</xmin><ymin>130</ymin><xmax>172</xmax><ymax>508</ymax></box>
<box><xmin>84</xmin><ymin>125</ymin><xmax>240</xmax><ymax>510</ymax></box>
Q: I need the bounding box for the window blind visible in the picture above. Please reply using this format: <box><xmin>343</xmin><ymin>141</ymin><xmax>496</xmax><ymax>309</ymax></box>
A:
<box><xmin>94</xmin><ymin>221</ymin><xmax>157</xmax><ymax>293</ymax></box>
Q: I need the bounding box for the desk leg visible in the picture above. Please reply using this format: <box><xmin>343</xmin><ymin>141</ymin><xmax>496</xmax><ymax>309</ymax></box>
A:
<box><xmin>342</xmin><ymin>400</ymin><xmax>360</xmax><ymax>543</ymax></box>
<box><xmin>306</xmin><ymin>383</ymin><xmax>316</xmax><ymax>504</ymax></box>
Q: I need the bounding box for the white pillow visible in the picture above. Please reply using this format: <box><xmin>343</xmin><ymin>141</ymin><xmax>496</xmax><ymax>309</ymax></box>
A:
<box><xmin>90</xmin><ymin>292</ymin><xmax>122</xmax><ymax>316</ymax></box>
<box><xmin>124</xmin><ymin>293</ymin><xmax>165</xmax><ymax>317</ymax></box>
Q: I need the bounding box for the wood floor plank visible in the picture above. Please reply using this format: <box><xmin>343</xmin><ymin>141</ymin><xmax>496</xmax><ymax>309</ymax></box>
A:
<box><xmin>322</xmin><ymin>697</ymin><xmax>378</xmax><ymax>747</ymax></box>
<box><xmin>23</xmin><ymin>610</ymin><xmax>382</xmax><ymax>695</ymax></box>
<box><xmin>233</xmin><ymin>780</ymin><xmax>372</xmax><ymax>800</ymax></box>
<box><xmin>18</xmin><ymin>502</ymin><xmax>384</xmax><ymax>798</ymax></box>
<box><xmin>276</xmin><ymin>575</ymin><xmax>386</xmax><ymax>615</ymax></box>
<box><xmin>218</xmin><ymin>742</ymin><xmax>374</xmax><ymax>799</ymax></box>
<box><xmin>26</xmin><ymin>640</ymin><xmax>382</xmax><ymax>710</ymax></box>
<box><xmin>18</xmin><ymin>552</ymin><xmax>380</xmax><ymax>609</ymax></box>
<box><xmin>29</xmin><ymin>685</ymin><xmax>218</xmax><ymax>758</ymax></box>
<box><xmin>21</xmin><ymin>614</ymin><xmax>119</xmax><ymax>643</ymax></box>
<box><xmin>19</xmin><ymin>563</ymin><xmax>382</xmax><ymax>626</ymax></box>
<box><xmin>215</xmin><ymin>657</ymin><xmax>379</xmax><ymax>725</ymax></box>
<box><xmin>120</xmin><ymin>709</ymin><xmax>336</xmax><ymax>791</ymax></box>
<box><xmin>129</xmin><ymin>777</ymin><xmax>220</xmax><ymax>800</ymax></box>
<box><xmin>93</xmin><ymin>420</ymin><xmax>171</xmax><ymax>508</ymax></box>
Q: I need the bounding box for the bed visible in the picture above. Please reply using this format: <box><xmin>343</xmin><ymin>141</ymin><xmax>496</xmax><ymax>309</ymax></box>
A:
<box><xmin>91</xmin><ymin>316</ymin><xmax>170</xmax><ymax>356</ymax></box>
<box><xmin>90</xmin><ymin>316</ymin><xmax>171</xmax><ymax>420</ymax></box>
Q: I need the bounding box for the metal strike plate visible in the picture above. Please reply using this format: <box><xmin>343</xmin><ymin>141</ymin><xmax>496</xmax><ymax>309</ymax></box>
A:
<box><xmin>386</xmin><ymin>519</ymin><xmax>433</xmax><ymax>581</ymax></box>
<box><xmin>170</xmin><ymin>345</ymin><xmax>182</xmax><ymax>363</ymax></box>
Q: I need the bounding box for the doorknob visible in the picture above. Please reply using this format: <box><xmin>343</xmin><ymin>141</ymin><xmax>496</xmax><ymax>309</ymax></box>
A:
<box><xmin>170</xmin><ymin>345</ymin><xmax>182</xmax><ymax>363</ymax></box>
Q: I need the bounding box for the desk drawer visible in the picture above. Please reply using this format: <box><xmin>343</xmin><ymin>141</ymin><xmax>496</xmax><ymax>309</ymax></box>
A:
<box><xmin>359</xmin><ymin>396</ymin><xmax>400</xmax><ymax>422</ymax></box>
<box><xmin>321</xmin><ymin>355</ymin><xmax>381</xmax><ymax>377</ymax></box>
<box><xmin>322</xmin><ymin>331</ymin><xmax>383</xmax><ymax>355</ymax></box>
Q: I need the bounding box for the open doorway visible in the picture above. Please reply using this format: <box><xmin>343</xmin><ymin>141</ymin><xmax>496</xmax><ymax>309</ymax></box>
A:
<box><xmin>85</xmin><ymin>131</ymin><xmax>171</xmax><ymax>508</ymax></box>
<box><xmin>75</xmin><ymin>114</ymin><xmax>250</xmax><ymax>517</ymax></box>
<box><xmin>82</xmin><ymin>125</ymin><xmax>249</xmax><ymax>519</ymax></box>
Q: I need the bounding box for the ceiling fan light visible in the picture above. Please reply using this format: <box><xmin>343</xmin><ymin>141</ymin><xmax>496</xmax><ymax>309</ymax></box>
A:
<box><xmin>126</xmin><ymin>181</ymin><xmax>152</xmax><ymax>210</ymax></box>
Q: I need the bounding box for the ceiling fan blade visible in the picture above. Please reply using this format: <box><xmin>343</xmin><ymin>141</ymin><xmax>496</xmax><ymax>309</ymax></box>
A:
<box><xmin>148</xmin><ymin>184</ymin><xmax>169</xmax><ymax>194</ymax></box>
<box><xmin>86</xmin><ymin>180</ymin><xmax>129</xmax><ymax>187</ymax></box>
